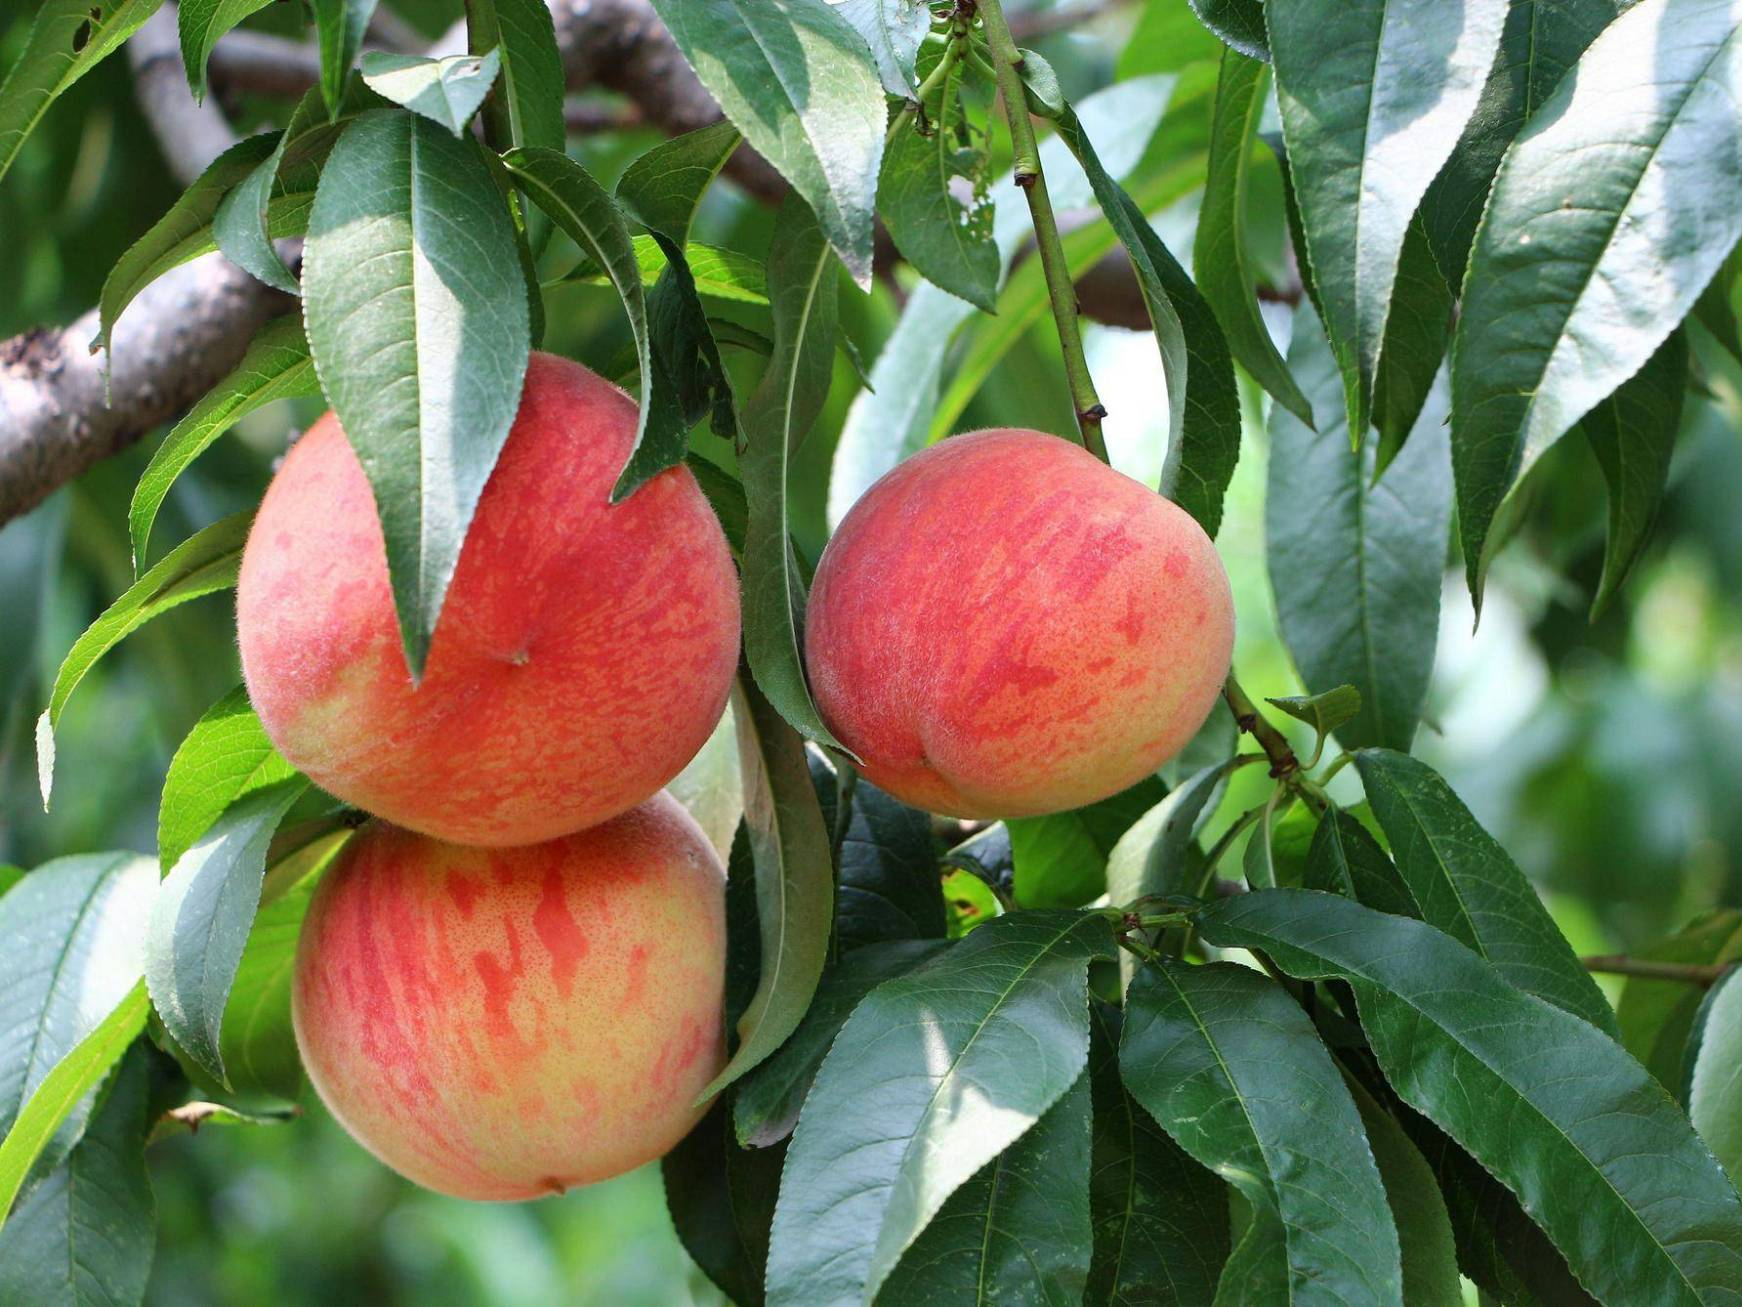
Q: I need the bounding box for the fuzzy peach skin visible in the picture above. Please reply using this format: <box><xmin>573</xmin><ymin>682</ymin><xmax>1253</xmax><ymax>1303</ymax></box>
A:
<box><xmin>805</xmin><ymin>429</ymin><xmax>1234</xmax><ymax>818</ymax></box>
<box><xmin>237</xmin><ymin>352</ymin><xmax>740</xmax><ymax>846</ymax></box>
<box><xmin>292</xmin><ymin>793</ymin><xmax>726</xmax><ymax>1201</ymax></box>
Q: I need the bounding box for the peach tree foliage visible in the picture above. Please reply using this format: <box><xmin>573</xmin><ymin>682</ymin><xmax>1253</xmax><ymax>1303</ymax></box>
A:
<box><xmin>5</xmin><ymin>0</ymin><xmax>1742</xmax><ymax>1302</ymax></box>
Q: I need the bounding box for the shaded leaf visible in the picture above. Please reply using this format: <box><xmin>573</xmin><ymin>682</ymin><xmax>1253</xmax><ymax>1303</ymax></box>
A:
<box><xmin>1267</xmin><ymin>685</ymin><xmax>1362</xmax><ymax>750</ymax></box>
<box><xmin>1189</xmin><ymin>0</ymin><xmax>1267</xmax><ymax>61</ymax></box>
<box><xmin>212</xmin><ymin>132</ymin><xmax>300</xmax><ymax>296</ymax></box>
<box><xmin>1105</xmin><ymin>760</ymin><xmax>1239</xmax><ymax>909</ymax></box>
<box><xmin>1370</xmin><ymin>215</ymin><xmax>1453</xmax><ymax>474</ymax></box>
<box><xmin>879</xmin><ymin>90</ymin><xmax>999</xmax><ymax>312</ymax></box>
<box><xmin>303</xmin><ymin>110</ymin><xmax>530</xmax><ymax>677</ymax></box>
<box><xmin>811</xmin><ymin>760</ymin><xmax>948</xmax><ymax>952</ymax></box>
<box><xmin>310</xmin><ymin>0</ymin><xmax>379</xmax><ymax>116</ymax></box>
<box><xmin>664</xmin><ymin>1097</ymin><xmax>784</xmax><ymax>1307</ymax></box>
<box><xmin>178</xmin><ymin>0</ymin><xmax>275</xmax><ymax>100</ymax></box>
<box><xmin>1010</xmin><ymin>776</ymin><xmax>1169</xmax><ymax>910</ymax></box>
<box><xmin>1616</xmin><ymin>910</ymin><xmax>1742</xmax><ymax>1093</ymax></box>
<box><xmin>464</xmin><ymin>0</ymin><xmax>565</xmax><ymax>151</ymax></box>
<box><xmin>1302</xmin><ymin>808</ymin><xmax>1416</xmax><ymax>919</ymax></box>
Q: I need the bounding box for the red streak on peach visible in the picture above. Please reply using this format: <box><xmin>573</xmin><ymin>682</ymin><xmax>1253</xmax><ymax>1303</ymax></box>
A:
<box><xmin>292</xmin><ymin>793</ymin><xmax>727</xmax><ymax>1202</ymax></box>
<box><xmin>237</xmin><ymin>352</ymin><xmax>740</xmax><ymax>846</ymax></box>
<box><xmin>805</xmin><ymin>429</ymin><xmax>1235</xmax><ymax>818</ymax></box>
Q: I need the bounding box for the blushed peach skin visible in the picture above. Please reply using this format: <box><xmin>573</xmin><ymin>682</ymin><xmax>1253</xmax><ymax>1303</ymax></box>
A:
<box><xmin>292</xmin><ymin>793</ymin><xmax>727</xmax><ymax>1202</ymax></box>
<box><xmin>805</xmin><ymin>429</ymin><xmax>1235</xmax><ymax>818</ymax></box>
<box><xmin>237</xmin><ymin>352</ymin><xmax>740</xmax><ymax>846</ymax></box>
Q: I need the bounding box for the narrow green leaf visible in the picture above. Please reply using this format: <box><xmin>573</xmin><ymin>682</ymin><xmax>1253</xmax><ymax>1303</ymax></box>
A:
<box><xmin>1450</xmin><ymin>0</ymin><xmax>1742</xmax><ymax>604</ymax></box>
<box><xmin>664</xmin><ymin>1098</ymin><xmax>784</xmax><ymax>1307</ymax></box>
<box><xmin>146</xmin><ymin>776</ymin><xmax>309</xmax><ymax>1084</ymax></box>
<box><xmin>1302</xmin><ymin>808</ymin><xmax>1416</xmax><ymax>918</ymax></box>
<box><xmin>1370</xmin><ymin>214</ymin><xmax>1453</xmax><ymax>474</ymax></box>
<box><xmin>1189</xmin><ymin>0</ymin><xmax>1267</xmax><ymax>60</ymax></box>
<box><xmin>1087</xmin><ymin>1003</ymin><xmax>1230</xmax><ymax>1302</ymax></box>
<box><xmin>1420</xmin><ymin>0</ymin><xmax>1627</xmax><ymax>293</ymax></box>
<box><xmin>1049</xmin><ymin>96</ymin><xmax>1242</xmax><ymax>535</ymax></box>
<box><xmin>1356</xmin><ymin>748</ymin><xmax>1616</xmax><ymax>1033</ymax></box>
<box><xmin>1586</xmin><ymin>327</ymin><xmax>1690</xmax><ymax>617</ymax></box>
<box><xmin>883</xmin><ymin>1070</ymin><xmax>1093</xmax><ymax>1304</ymax></box>
<box><xmin>310</xmin><ymin>0</ymin><xmax>379</xmax><ymax>116</ymax></box>
<box><xmin>1343</xmin><ymin>1072</ymin><xmax>1463</xmax><ymax>1306</ymax></box>
<box><xmin>0</xmin><ymin>0</ymin><xmax>164</xmax><ymax>187</ymax></box>
<box><xmin>463</xmin><ymin>0</ymin><xmax>565</xmax><ymax>151</ymax></box>
<box><xmin>1268</xmin><ymin>0</ymin><xmax>1507</xmax><ymax>436</ymax></box>
<box><xmin>811</xmin><ymin>762</ymin><xmax>948</xmax><ymax>952</ymax></box>
<box><xmin>129</xmin><ymin>316</ymin><xmax>317</xmax><ymax>573</ymax></box>
<box><xmin>212</xmin><ymin>133</ymin><xmax>300</xmax><ymax>294</ymax></box>
<box><xmin>879</xmin><ymin>90</ymin><xmax>999</xmax><ymax>313</ymax></box>
<box><xmin>1617</xmin><ymin>910</ymin><xmax>1742</xmax><ymax>1092</ymax></box>
<box><xmin>1199</xmin><ymin>889</ymin><xmax>1742</xmax><ymax>1304</ymax></box>
<box><xmin>0</xmin><ymin>1041</ymin><xmax>154</xmax><ymax>1297</ymax></box>
<box><xmin>740</xmin><ymin>195</ymin><xmax>845</xmax><ymax>744</ymax></box>
<box><xmin>831</xmin><ymin>0</ymin><xmax>929</xmax><ymax>96</ymax></box>
<box><xmin>503</xmin><ymin>146</ymin><xmax>688</xmax><ymax>497</ymax></box>
<box><xmin>733</xmin><ymin>938</ymin><xmax>948</xmax><ymax>1148</ymax></box>
<box><xmin>648</xmin><ymin>0</ymin><xmax>886</xmax><ymax>284</ymax></box>
<box><xmin>157</xmin><ymin>686</ymin><xmax>299</xmax><ymax>874</ymax></box>
<box><xmin>1686</xmin><ymin>965</ymin><xmax>1742</xmax><ymax>1188</ymax></box>
<box><xmin>1267</xmin><ymin>309</ymin><xmax>1450</xmax><ymax>752</ymax></box>
<box><xmin>1010</xmin><ymin>776</ymin><xmax>1170</xmax><ymax>910</ymax></box>
<box><xmin>1121</xmin><ymin>959</ymin><xmax>1402</xmax><ymax>1304</ymax></box>
<box><xmin>1195</xmin><ymin>50</ymin><xmax>1312</xmax><ymax>425</ymax></box>
<box><xmin>1105</xmin><ymin>759</ymin><xmax>1238</xmax><ymax>908</ymax></box>
<box><xmin>1267</xmin><ymin>686</ymin><xmax>1362</xmax><ymax>746</ymax></box>
<box><xmin>555</xmin><ymin>236</ymin><xmax>767</xmax><ymax>304</ymax></box>
<box><xmin>765</xmin><ymin>911</ymin><xmax>1113</xmax><ymax>1305</ymax></box>
<box><xmin>178</xmin><ymin>0</ymin><xmax>275</xmax><ymax>101</ymax></box>
<box><xmin>38</xmin><ymin>512</ymin><xmax>252</xmax><ymax>806</ymax></box>
<box><xmin>303</xmin><ymin>110</ymin><xmax>530</xmax><ymax>678</ymax></box>
<box><xmin>699</xmin><ymin>678</ymin><xmax>835</xmax><ymax>1099</ymax></box>
<box><xmin>360</xmin><ymin>50</ymin><xmax>500</xmax><ymax>135</ymax></box>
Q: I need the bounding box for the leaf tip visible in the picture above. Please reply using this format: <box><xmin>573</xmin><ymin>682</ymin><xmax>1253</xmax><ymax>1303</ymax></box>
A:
<box><xmin>35</xmin><ymin>709</ymin><xmax>54</xmax><ymax>810</ymax></box>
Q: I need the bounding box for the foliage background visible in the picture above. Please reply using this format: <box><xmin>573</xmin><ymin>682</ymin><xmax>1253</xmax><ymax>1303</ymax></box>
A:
<box><xmin>4</xmin><ymin>0</ymin><xmax>1741</xmax><ymax>1300</ymax></box>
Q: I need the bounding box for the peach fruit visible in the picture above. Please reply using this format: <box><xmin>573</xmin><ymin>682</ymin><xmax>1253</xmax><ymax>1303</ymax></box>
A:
<box><xmin>236</xmin><ymin>351</ymin><xmax>741</xmax><ymax>846</ymax></box>
<box><xmin>291</xmin><ymin>793</ymin><xmax>727</xmax><ymax>1201</ymax></box>
<box><xmin>805</xmin><ymin>429</ymin><xmax>1234</xmax><ymax>818</ymax></box>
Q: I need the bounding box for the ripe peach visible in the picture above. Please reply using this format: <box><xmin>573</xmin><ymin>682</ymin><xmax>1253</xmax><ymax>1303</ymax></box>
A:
<box><xmin>806</xmin><ymin>429</ymin><xmax>1234</xmax><ymax>818</ymax></box>
<box><xmin>291</xmin><ymin>793</ymin><xmax>726</xmax><ymax>1201</ymax></box>
<box><xmin>236</xmin><ymin>351</ymin><xmax>740</xmax><ymax>846</ymax></box>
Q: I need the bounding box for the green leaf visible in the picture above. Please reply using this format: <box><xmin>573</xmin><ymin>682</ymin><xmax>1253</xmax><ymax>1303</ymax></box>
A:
<box><xmin>1106</xmin><ymin>760</ymin><xmax>1238</xmax><ymax>910</ymax></box>
<box><xmin>1195</xmin><ymin>50</ymin><xmax>1313</xmax><ymax>425</ymax></box>
<box><xmin>1048</xmin><ymin>97</ymin><xmax>1242</xmax><ymax>535</ymax></box>
<box><xmin>360</xmin><ymin>50</ymin><xmax>500</xmax><ymax>135</ymax></box>
<box><xmin>1008</xmin><ymin>776</ymin><xmax>1169</xmax><ymax>910</ymax></box>
<box><xmin>0</xmin><ymin>848</ymin><xmax>155</xmax><ymax>1200</ymax></box>
<box><xmin>941</xmin><ymin>867</ymin><xmax>1003</xmax><ymax>937</ymax></box>
<box><xmin>765</xmin><ymin>910</ymin><xmax>1113</xmax><ymax>1305</ymax></box>
<box><xmin>1267</xmin><ymin>308</ymin><xmax>1450</xmax><ymax>752</ymax></box>
<box><xmin>1370</xmin><ymin>215</ymin><xmax>1453</xmax><ymax>474</ymax></box>
<box><xmin>1303</xmin><ymin>808</ymin><xmax>1416</xmax><ymax>918</ymax></box>
<box><xmin>1120</xmin><ymin>959</ymin><xmax>1402</xmax><ymax>1304</ymax></box>
<box><xmin>37</xmin><ymin>512</ymin><xmax>252</xmax><ymax>807</ymax></box>
<box><xmin>648</xmin><ymin>0</ymin><xmax>885</xmax><ymax>284</ymax></box>
<box><xmin>879</xmin><ymin>92</ymin><xmax>1000</xmax><ymax>313</ymax></box>
<box><xmin>1586</xmin><ymin>326</ymin><xmax>1690</xmax><ymax>617</ymax></box>
<box><xmin>0</xmin><ymin>1043</ymin><xmax>154</xmax><ymax>1299</ymax></box>
<box><xmin>503</xmin><ymin>146</ymin><xmax>688</xmax><ymax>498</ymax></box>
<box><xmin>1355</xmin><ymin>748</ymin><xmax>1616</xmax><ymax>1034</ymax></box>
<box><xmin>558</xmin><ymin>235</ymin><xmax>767</xmax><ymax>304</ymax></box>
<box><xmin>212</xmin><ymin>133</ymin><xmax>300</xmax><ymax>295</ymax></box>
<box><xmin>1342</xmin><ymin>1073</ymin><xmax>1463</xmax><ymax>1306</ymax></box>
<box><xmin>831</xmin><ymin>74</ymin><xmax>1184</xmax><ymax>523</ymax></box>
<box><xmin>1199</xmin><ymin>889</ymin><xmax>1742</xmax><ymax>1304</ymax></box>
<box><xmin>1420</xmin><ymin>0</ymin><xmax>1626</xmax><ymax>293</ymax></box>
<box><xmin>1267</xmin><ymin>685</ymin><xmax>1362</xmax><ymax>747</ymax></box>
<box><xmin>1086</xmin><ymin>1003</ymin><xmax>1230</xmax><ymax>1302</ymax></box>
<box><xmin>1450</xmin><ymin>0</ymin><xmax>1742</xmax><ymax>604</ymax></box>
<box><xmin>157</xmin><ymin>686</ymin><xmax>299</xmax><ymax>874</ymax></box>
<box><xmin>812</xmin><ymin>764</ymin><xmax>948</xmax><ymax>952</ymax></box>
<box><xmin>178</xmin><ymin>0</ymin><xmax>275</xmax><ymax>101</ymax></box>
<box><xmin>303</xmin><ymin>110</ymin><xmax>530</xmax><ymax>678</ymax></box>
<box><xmin>1268</xmin><ymin>0</ymin><xmax>1507</xmax><ymax>436</ymax></box>
<box><xmin>146</xmin><ymin>775</ymin><xmax>310</xmax><ymax>1084</ymax></box>
<box><xmin>0</xmin><ymin>0</ymin><xmax>163</xmax><ymax>187</ymax></box>
<box><xmin>98</xmin><ymin>133</ymin><xmax>282</xmax><ymax>354</ymax></box>
<box><xmin>1686</xmin><ymin>965</ymin><xmax>1742</xmax><ymax>1188</ymax></box>
<box><xmin>733</xmin><ymin>938</ymin><xmax>948</xmax><ymax>1148</ymax></box>
<box><xmin>831</xmin><ymin>0</ymin><xmax>929</xmax><ymax>96</ymax></box>
<box><xmin>129</xmin><ymin>317</ymin><xmax>318</xmax><ymax>573</ymax></box>
<box><xmin>689</xmin><ymin>454</ymin><xmax>749</xmax><ymax>557</ymax></box>
<box><xmin>1617</xmin><ymin>910</ymin><xmax>1742</xmax><ymax>1092</ymax></box>
<box><xmin>740</xmin><ymin>195</ymin><xmax>845</xmax><ymax>744</ymax></box>
<box><xmin>1189</xmin><ymin>0</ymin><xmax>1268</xmax><ymax>60</ymax></box>
<box><xmin>700</xmin><ymin>678</ymin><xmax>836</xmax><ymax>1099</ymax></box>
<box><xmin>883</xmin><ymin>1070</ymin><xmax>1093</xmax><ymax>1303</ymax></box>
<box><xmin>664</xmin><ymin>1098</ymin><xmax>783</xmax><ymax>1307</ymax></box>
<box><xmin>310</xmin><ymin>0</ymin><xmax>379</xmax><ymax>116</ymax></box>
<box><xmin>463</xmin><ymin>0</ymin><xmax>565</xmax><ymax>151</ymax></box>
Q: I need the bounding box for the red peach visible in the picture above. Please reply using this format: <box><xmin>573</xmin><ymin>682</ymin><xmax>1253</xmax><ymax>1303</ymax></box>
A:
<box><xmin>236</xmin><ymin>352</ymin><xmax>740</xmax><ymax>846</ymax></box>
<box><xmin>805</xmin><ymin>429</ymin><xmax>1234</xmax><ymax>818</ymax></box>
<box><xmin>291</xmin><ymin>793</ymin><xmax>726</xmax><ymax>1201</ymax></box>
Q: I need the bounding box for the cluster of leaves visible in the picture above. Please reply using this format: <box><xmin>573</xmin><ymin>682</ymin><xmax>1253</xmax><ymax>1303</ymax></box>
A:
<box><xmin>3</xmin><ymin>0</ymin><xmax>1742</xmax><ymax>1301</ymax></box>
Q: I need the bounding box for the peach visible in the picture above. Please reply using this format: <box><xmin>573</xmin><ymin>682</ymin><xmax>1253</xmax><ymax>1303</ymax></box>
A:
<box><xmin>806</xmin><ymin>429</ymin><xmax>1234</xmax><ymax>818</ymax></box>
<box><xmin>236</xmin><ymin>352</ymin><xmax>740</xmax><ymax>846</ymax></box>
<box><xmin>291</xmin><ymin>793</ymin><xmax>726</xmax><ymax>1201</ymax></box>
